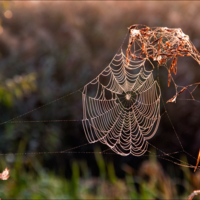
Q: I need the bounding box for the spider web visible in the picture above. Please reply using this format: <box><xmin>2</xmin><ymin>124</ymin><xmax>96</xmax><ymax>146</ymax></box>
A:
<box><xmin>81</xmin><ymin>24</ymin><xmax>200</xmax><ymax>162</ymax></box>
<box><xmin>82</xmin><ymin>50</ymin><xmax>161</xmax><ymax>156</ymax></box>
<box><xmin>1</xmin><ymin>24</ymin><xmax>200</xmax><ymax>171</ymax></box>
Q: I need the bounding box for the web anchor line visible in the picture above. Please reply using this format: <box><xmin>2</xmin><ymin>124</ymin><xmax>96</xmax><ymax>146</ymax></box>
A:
<box><xmin>0</xmin><ymin>89</ymin><xmax>83</xmax><ymax>126</ymax></box>
<box><xmin>8</xmin><ymin>120</ymin><xmax>81</xmax><ymax>123</ymax></box>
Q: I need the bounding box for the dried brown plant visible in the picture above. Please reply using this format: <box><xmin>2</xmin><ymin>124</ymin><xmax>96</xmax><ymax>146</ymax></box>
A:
<box><xmin>0</xmin><ymin>168</ymin><xmax>10</xmax><ymax>180</ymax></box>
<box><xmin>126</xmin><ymin>24</ymin><xmax>200</xmax><ymax>87</ymax></box>
<box><xmin>187</xmin><ymin>190</ymin><xmax>200</xmax><ymax>200</ymax></box>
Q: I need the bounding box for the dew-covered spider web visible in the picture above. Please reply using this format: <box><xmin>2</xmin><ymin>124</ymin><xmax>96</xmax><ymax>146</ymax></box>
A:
<box><xmin>82</xmin><ymin>51</ymin><xmax>161</xmax><ymax>156</ymax></box>
<box><xmin>1</xmin><ymin>24</ymin><xmax>200</xmax><ymax>171</ymax></box>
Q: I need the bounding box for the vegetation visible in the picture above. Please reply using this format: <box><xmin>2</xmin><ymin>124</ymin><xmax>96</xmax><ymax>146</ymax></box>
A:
<box><xmin>0</xmin><ymin>152</ymin><xmax>200</xmax><ymax>199</ymax></box>
<box><xmin>0</xmin><ymin>1</ymin><xmax>200</xmax><ymax>199</ymax></box>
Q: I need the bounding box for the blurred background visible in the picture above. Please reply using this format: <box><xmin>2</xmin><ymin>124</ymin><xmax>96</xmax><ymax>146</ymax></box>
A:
<box><xmin>0</xmin><ymin>1</ymin><xmax>200</xmax><ymax>199</ymax></box>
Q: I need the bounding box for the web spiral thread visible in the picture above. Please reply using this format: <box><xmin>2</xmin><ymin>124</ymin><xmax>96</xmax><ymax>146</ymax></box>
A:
<box><xmin>82</xmin><ymin>50</ymin><xmax>161</xmax><ymax>156</ymax></box>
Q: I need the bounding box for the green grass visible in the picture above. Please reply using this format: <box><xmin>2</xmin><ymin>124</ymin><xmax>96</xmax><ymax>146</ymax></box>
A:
<box><xmin>0</xmin><ymin>149</ymin><xmax>199</xmax><ymax>199</ymax></box>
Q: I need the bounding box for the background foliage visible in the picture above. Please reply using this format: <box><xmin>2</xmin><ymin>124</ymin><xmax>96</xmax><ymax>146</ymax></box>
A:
<box><xmin>0</xmin><ymin>1</ymin><xmax>200</xmax><ymax>199</ymax></box>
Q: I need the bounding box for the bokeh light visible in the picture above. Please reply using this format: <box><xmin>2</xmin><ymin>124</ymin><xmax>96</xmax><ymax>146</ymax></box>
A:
<box><xmin>4</xmin><ymin>10</ymin><xmax>13</xmax><ymax>19</ymax></box>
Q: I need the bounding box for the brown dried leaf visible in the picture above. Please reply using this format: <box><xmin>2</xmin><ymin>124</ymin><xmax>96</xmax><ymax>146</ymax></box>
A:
<box><xmin>0</xmin><ymin>168</ymin><xmax>10</xmax><ymax>180</ymax></box>
<box><xmin>166</xmin><ymin>95</ymin><xmax>177</xmax><ymax>103</ymax></box>
<box><xmin>166</xmin><ymin>86</ymin><xmax>188</xmax><ymax>103</ymax></box>
<box><xmin>187</xmin><ymin>190</ymin><xmax>200</xmax><ymax>200</ymax></box>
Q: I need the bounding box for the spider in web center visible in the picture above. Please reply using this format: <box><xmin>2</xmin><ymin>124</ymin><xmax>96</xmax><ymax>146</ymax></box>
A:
<box><xmin>125</xmin><ymin>93</ymin><xmax>131</xmax><ymax>100</ymax></box>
